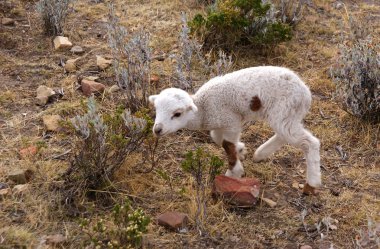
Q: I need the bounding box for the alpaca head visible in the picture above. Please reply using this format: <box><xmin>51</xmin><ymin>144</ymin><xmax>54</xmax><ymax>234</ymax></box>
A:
<box><xmin>149</xmin><ymin>88</ymin><xmax>198</xmax><ymax>136</ymax></box>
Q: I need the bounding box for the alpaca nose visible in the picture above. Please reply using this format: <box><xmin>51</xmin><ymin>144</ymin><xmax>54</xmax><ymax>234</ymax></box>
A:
<box><xmin>153</xmin><ymin>124</ymin><xmax>163</xmax><ymax>135</ymax></box>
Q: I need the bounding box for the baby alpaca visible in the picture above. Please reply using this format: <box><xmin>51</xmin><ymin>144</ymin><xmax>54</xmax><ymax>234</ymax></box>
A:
<box><xmin>149</xmin><ymin>66</ymin><xmax>321</xmax><ymax>194</ymax></box>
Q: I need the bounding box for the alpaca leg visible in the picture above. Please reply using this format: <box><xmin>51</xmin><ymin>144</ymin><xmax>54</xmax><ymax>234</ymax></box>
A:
<box><xmin>210</xmin><ymin>129</ymin><xmax>224</xmax><ymax>146</ymax></box>
<box><xmin>253</xmin><ymin>134</ymin><xmax>285</xmax><ymax>162</ymax></box>
<box><xmin>222</xmin><ymin>130</ymin><xmax>244</xmax><ymax>178</ymax></box>
<box><xmin>280</xmin><ymin>125</ymin><xmax>321</xmax><ymax>192</ymax></box>
<box><xmin>237</xmin><ymin>142</ymin><xmax>247</xmax><ymax>160</ymax></box>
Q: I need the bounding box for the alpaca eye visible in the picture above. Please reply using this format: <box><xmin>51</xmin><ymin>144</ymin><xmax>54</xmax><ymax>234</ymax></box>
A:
<box><xmin>173</xmin><ymin>112</ymin><xmax>182</xmax><ymax>118</ymax></box>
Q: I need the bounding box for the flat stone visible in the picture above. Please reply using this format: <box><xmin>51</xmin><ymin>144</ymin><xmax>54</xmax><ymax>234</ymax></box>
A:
<box><xmin>70</xmin><ymin>45</ymin><xmax>84</xmax><ymax>54</ymax></box>
<box><xmin>300</xmin><ymin>245</ymin><xmax>313</xmax><ymax>249</ymax></box>
<box><xmin>83</xmin><ymin>76</ymin><xmax>99</xmax><ymax>81</ymax></box>
<box><xmin>45</xmin><ymin>234</ymin><xmax>66</xmax><ymax>245</ymax></box>
<box><xmin>157</xmin><ymin>211</ymin><xmax>188</xmax><ymax>231</ymax></box>
<box><xmin>261</xmin><ymin>197</ymin><xmax>277</xmax><ymax>208</ymax></box>
<box><xmin>64</xmin><ymin>59</ymin><xmax>77</xmax><ymax>73</ymax></box>
<box><xmin>96</xmin><ymin>55</ymin><xmax>112</xmax><ymax>70</ymax></box>
<box><xmin>81</xmin><ymin>79</ymin><xmax>105</xmax><ymax>96</ymax></box>
<box><xmin>36</xmin><ymin>85</ymin><xmax>55</xmax><ymax>106</ymax></box>
<box><xmin>212</xmin><ymin>175</ymin><xmax>260</xmax><ymax>207</ymax></box>
<box><xmin>42</xmin><ymin>115</ymin><xmax>62</xmax><ymax>131</ymax></box>
<box><xmin>53</xmin><ymin>36</ymin><xmax>73</xmax><ymax>50</ymax></box>
<box><xmin>2</xmin><ymin>17</ymin><xmax>15</xmax><ymax>26</ymax></box>
<box><xmin>8</xmin><ymin>169</ymin><xmax>34</xmax><ymax>184</ymax></box>
<box><xmin>19</xmin><ymin>145</ymin><xmax>38</xmax><ymax>159</ymax></box>
<box><xmin>13</xmin><ymin>184</ymin><xmax>29</xmax><ymax>195</ymax></box>
<box><xmin>108</xmin><ymin>84</ymin><xmax>120</xmax><ymax>93</ymax></box>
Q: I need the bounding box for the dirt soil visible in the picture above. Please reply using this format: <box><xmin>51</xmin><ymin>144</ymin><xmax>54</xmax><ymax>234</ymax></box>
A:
<box><xmin>0</xmin><ymin>0</ymin><xmax>379</xmax><ymax>248</ymax></box>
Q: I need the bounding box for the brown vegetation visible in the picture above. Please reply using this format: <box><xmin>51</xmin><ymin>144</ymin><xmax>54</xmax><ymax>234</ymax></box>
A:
<box><xmin>0</xmin><ymin>0</ymin><xmax>379</xmax><ymax>248</ymax></box>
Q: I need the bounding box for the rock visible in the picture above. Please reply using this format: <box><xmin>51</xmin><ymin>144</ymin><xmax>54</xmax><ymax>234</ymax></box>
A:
<box><xmin>64</xmin><ymin>59</ymin><xmax>77</xmax><ymax>72</ymax></box>
<box><xmin>292</xmin><ymin>182</ymin><xmax>299</xmax><ymax>189</ymax></box>
<box><xmin>81</xmin><ymin>79</ymin><xmax>105</xmax><ymax>96</ymax></box>
<box><xmin>0</xmin><ymin>188</ymin><xmax>11</xmax><ymax>199</ymax></box>
<box><xmin>45</xmin><ymin>234</ymin><xmax>66</xmax><ymax>245</ymax></box>
<box><xmin>0</xmin><ymin>183</ymin><xmax>9</xmax><ymax>190</ymax></box>
<box><xmin>96</xmin><ymin>55</ymin><xmax>112</xmax><ymax>70</ymax></box>
<box><xmin>13</xmin><ymin>184</ymin><xmax>29</xmax><ymax>195</ymax></box>
<box><xmin>212</xmin><ymin>175</ymin><xmax>260</xmax><ymax>207</ymax></box>
<box><xmin>157</xmin><ymin>211</ymin><xmax>188</xmax><ymax>231</ymax></box>
<box><xmin>300</xmin><ymin>245</ymin><xmax>313</xmax><ymax>249</ymax></box>
<box><xmin>108</xmin><ymin>84</ymin><xmax>120</xmax><ymax>93</ymax></box>
<box><xmin>36</xmin><ymin>85</ymin><xmax>55</xmax><ymax>105</ymax></box>
<box><xmin>333</xmin><ymin>1</ymin><xmax>344</xmax><ymax>10</ymax></box>
<box><xmin>8</xmin><ymin>169</ymin><xmax>34</xmax><ymax>184</ymax></box>
<box><xmin>83</xmin><ymin>76</ymin><xmax>99</xmax><ymax>81</ymax></box>
<box><xmin>19</xmin><ymin>145</ymin><xmax>38</xmax><ymax>159</ymax></box>
<box><xmin>42</xmin><ymin>115</ymin><xmax>62</xmax><ymax>131</ymax></box>
<box><xmin>261</xmin><ymin>197</ymin><xmax>277</xmax><ymax>208</ymax></box>
<box><xmin>70</xmin><ymin>45</ymin><xmax>84</xmax><ymax>55</ymax></box>
<box><xmin>2</xmin><ymin>17</ymin><xmax>15</xmax><ymax>26</ymax></box>
<box><xmin>150</xmin><ymin>74</ymin><xmax>160</xmax><ymax>85</ymax></box>
<box><xmin>53</xmin><ymin>36</ymin><xmax>73</xmax><ymax>50</ymax></box>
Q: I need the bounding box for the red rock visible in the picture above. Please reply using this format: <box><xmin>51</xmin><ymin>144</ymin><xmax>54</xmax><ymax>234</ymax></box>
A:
<box><xmin>157</xmin><ymin>211</ymin><xmax>188</xmax><ymax>231</ymax></box>
<box><xmin>81</xmin><ymin>79</ymin><xmax>105</xmax><ymax>96</ymax></box>
<box><xmin>19</xmin><ymin>146</ymin><xmax>38</xmax><ymax>159</ymax></box>
<box><xmin>212</xmin><ymin>175</ymin><xmax>260</xmax><ymax>207</ymax></box>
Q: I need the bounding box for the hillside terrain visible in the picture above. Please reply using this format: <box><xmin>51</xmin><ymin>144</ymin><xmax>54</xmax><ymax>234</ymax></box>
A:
<box><xmin>0</xmin><ymin>0</ymin><xmax>379</xmax><ymax>248</ymax></box>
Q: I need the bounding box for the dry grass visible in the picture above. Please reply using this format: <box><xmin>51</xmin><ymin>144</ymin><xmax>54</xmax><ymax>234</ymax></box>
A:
<box><xmin>0</xmin><ymin>0</ymin><xmax>379</xmax><ymax>248</ymax></box>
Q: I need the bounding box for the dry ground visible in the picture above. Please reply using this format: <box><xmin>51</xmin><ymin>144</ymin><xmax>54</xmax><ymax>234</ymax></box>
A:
<box><xmin>0</xmin><ymin>0</ymin><xmax>379</xmax><ymax>248</ymax></box>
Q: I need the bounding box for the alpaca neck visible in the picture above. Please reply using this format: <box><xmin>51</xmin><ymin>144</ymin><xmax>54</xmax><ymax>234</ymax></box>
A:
<box><xmin>184</xmin><ymin>95</ymin><xmax>204</xmax><ymax>130</ymax></box>
<box><xmin>185</xmin><ymin>110</ymin><xmax>203</xmax><ymax>130</ymax></box>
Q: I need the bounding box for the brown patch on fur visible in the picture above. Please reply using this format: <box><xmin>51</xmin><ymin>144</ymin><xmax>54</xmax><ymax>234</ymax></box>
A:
<box><xmin>250</xmin><ymin>96</ymin><xmax>262</xmax><ymax>111</ymax></box>
<box><xmin>302</xmin><ymin>183</ymin><xmax>319</xmax><ymax>196</ymax></box>
<box><xmin>222</xmin><ymin>140</ymin><xmax>237</xmax><ymax>170</ymax></box>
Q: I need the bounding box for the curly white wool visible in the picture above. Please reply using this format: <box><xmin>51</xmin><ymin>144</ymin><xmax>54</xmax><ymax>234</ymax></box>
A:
<box><xmin>149</xmin><ymin>66</ymin><xmax>321</xmax><ymax>189</ymax></box>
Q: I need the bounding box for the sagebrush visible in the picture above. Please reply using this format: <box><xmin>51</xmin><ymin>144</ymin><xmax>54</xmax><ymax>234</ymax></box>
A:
<box><xmin>36</xmin><ymin>0</ymin><xmax>73</xmax><ymax>36</ymax></box>
<box><xmin>107</xmin><ymin>4</ymin><xmax>153</xmax><ymax>113</ymax></box>
<box><xmin>331</xmin><ymin>16</ymin><xmax>380</xmax><ymax>123</ymax></box>
<box><xmin>62</xmin><ymin>97</ymin><xmax>151</xmax><ymax>205</ymax></box>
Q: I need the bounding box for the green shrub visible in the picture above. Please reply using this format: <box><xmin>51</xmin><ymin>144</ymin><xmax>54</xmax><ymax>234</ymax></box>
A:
<box><xmin>181</xmin><ymin>147</ymin><xmax>223</xmax><ymax>234</ymax></box>
<box><xmin>80</xmin><ymin>199</ymin><xmax>150</xmax><ymax>248</ymax></box>
<box><xmin>189</xmin><ymin>0</ymin><xmax>292</xmax><ymax>49</ymax></box>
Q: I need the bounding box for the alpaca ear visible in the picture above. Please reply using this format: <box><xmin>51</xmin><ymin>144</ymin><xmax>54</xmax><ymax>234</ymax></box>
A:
<box><xmin>149</xmin><ymin>95</ymin><xmax>158</xmax><ymax>104</ymax></box>
<box><xmin>189</xmin><ymin>102</ymin><xmax>198</xmax><ymax>112</ymax></box>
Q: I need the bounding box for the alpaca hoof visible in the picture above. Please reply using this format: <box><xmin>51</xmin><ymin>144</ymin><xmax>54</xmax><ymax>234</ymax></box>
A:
<box><xmin>302</xmin><ymin>183</ymin><xmax>320</xmax><ymax>196</ymax></box>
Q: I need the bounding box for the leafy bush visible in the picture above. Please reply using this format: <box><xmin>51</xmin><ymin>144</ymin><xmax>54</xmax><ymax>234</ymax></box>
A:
<box><xmin>62</xmin><ymin>97</ymin><xmax>151</xmax><ymax>204</ymax></box>
<box><xmin>331</xmin><ymin>17</ymin><xmax>380</xmax><ymax>123</ymax></box>
<box><xmin>189</xmin><ymin>0</ymin><xmax>292</xmax><ymax>49</ymax></box>
<box><xmin>107</xmin><ymin>4</ymin><xmax>153</xmax><ymax>113</ymax></box>
<box><xmin>80</xmin><ymin>199</ymin><xmax>150</xmax><ymax>248</ymax></box>
<box><xmin>181</xmin><ymin>147</ymin><xmax>223</xmax><ymax>234</ymax></box>
<box><xmin>36</xmin><ymin>0</ymin><xmax>73</xmax><ymax>36</ymax></box>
